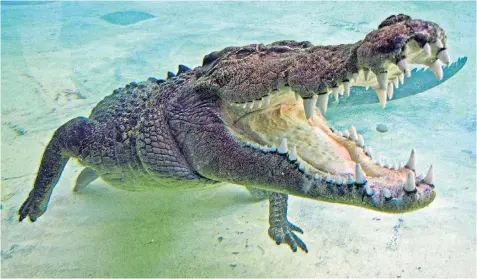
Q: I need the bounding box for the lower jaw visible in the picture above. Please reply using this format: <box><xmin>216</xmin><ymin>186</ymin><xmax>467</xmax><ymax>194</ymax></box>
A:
<box><xmin>231</xmin><ymin>101</ymin><xmax>362</xmax><ymax>177</ymax></box>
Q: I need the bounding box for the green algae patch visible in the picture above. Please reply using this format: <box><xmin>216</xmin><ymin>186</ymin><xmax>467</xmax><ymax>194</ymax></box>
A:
<box><xmin>100</xmin><ymin>11</ymin><xmax>156</xmax><ymax>26</ymax></box>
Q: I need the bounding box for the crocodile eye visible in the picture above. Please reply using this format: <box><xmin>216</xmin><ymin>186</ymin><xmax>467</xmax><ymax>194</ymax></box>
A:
<box><xmin>236</xmin><ymin>48</ymin><xmax>254</xmax><ymax>58</ymax></box>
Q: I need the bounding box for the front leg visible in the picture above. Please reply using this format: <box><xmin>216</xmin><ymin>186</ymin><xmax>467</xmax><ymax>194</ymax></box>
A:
<box><xmin>268</xmin><ymin>192</ymin><xmax>308</xmax><ymax>253</ymax></box>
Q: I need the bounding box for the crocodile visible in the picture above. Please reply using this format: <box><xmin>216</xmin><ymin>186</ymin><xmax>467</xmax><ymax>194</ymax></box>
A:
<box><xmin>19</xmin><ymin>14</ymin><xmax>449</xmax><ymax>253</ymax></box>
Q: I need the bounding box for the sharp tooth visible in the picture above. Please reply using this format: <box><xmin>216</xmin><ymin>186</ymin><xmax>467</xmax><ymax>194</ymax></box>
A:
<box><xmin>383</xmin><ymin>188</ymin><xmax>392</xmax><ymax>199</ymax></box>
<box><xmin>317</xmin><ymin>94</ymin><xmax>329</xmax><ymax>114</ymax></box>
<box><xmin>325</xmin><ymin>175</ymin><xmax>332</xmax><ymax>183</ymax></box>
<box><xmin>365</xmin><ymin>86</ymin><xmax>369</xmax><ymax>91</ymax></box>
<box><xmin>252</xmin><ymin>143</ymin><xmax>260</xmax><ymax>150</ymax></box>
<box><xmin>261</xmin><ymin>145</ymin><xmax>269</xmax><ymax>152</ymax></box>
<box><xmin>352</xmin><ymin>73</ymin><xmax>359</xmax><ymax>82</ymax></box>
<box><xmin>244</xmin><ymin>141</ymin><xmax>251</xmax><ymax>147</ymax></box>
<box><xmin>357</xmin><ymin>134</ymin><xmax>365</xmax><ymax>147</ymax></box>
<box><xmin>436</xmin><ymin>38</ymin><xmax>444</xmax><ymax>48</ymax></box>
<box><xmin>246</xmin><ymin>101</ymin><xmax>254</xmax><ymax>109</ymax></box>
<box><xmin>270</xmin><ymin>144</ymin><xmax>277</xmax><ymax>152</ymax></box>
<box><xmin>430</xmin><ymin>59</ymin><xmax>443</xmax><ymax>80</ymax></box>
<box><xmin>349</xmin><ymin>126</ymin><xmax>358</xmax><ymax>141</ymax></box>
<box><xmin>339</xmin><ymin>87</ymin><xmax>344</xmax><ymax>96</ymax></box>
<box><xmin>256</xmin><ymin>99</ymin><xmax>263</xmax><ymax>109</ymax></box>
<box><xmin>397</xmin><ymin>59</ymin><xmax>411</xmax><ymax>77</ymax></box>
<box><xmin>404</xmin><ymin>171</ymin><xmax>416</xmax><ymax>192</ymax></box>
<box><xmin>242</xmin><ymin>103</ymin><xmax>247</xmax><ymax>109</ymax></box>
<box><xmin>424</xmin><ymin>165</ymin><xmax>434</xmax><ymax>185</ymax></box>
<box><xmin>264</xmin><ymin>95</ymin><xmax>271</xmax><ymax>105</ymax></box>
<box><xmin>303</xmin><ymin>98</ymin><xmax>316</xmax><ymax>120</ymax></box>
<box><xmin>365</xmin><ymin>146</ymin><xmax>373</xmax><ymax>158</ymax></box>
<box><xmin>336</xmin><ymin>131</ymin><xmax>343</xmax><ymax>137</ymax></box>
<box><xmin>405</xmin><ymin>149</ymin><xmax>416</xmax><ymax>170</ymax></box>
<box><xmin>399</xmin><ymin>73</ymin><xmax>405</xmax><ymax>85</ymax></box>
<box><xmin>375</xmin><ymin>88</ymin><xmax>387</xmax><ymax>109</ymax></box>
<box><xmin>295</xmin><ymin>92</ymin><xmax>301</xmax><ymax>101</ymax></box>
<box><xmin>346</xmin><ymin>174</ymin><xmax>355</xmax><ymax>185</ymax></box>
<box><xmin>314</xmin><ymin>173</ymin><xmax>320</xmax><ymax>180</ymax></box>
<box><xmin>344</xmin><ymin>81</ymin><xmax>351</xmax><ymax>97</ymax></box>
<box><xmin>423</xmin><ymin>43</ymin><xmax>432</xmax><ymax>56</ymax></box>
<box><xmin>387</xmin><ymin>82</ymin><xmax>394</xmax><ymax>99</ymax></box>
<box><xmin>377</xmin><ymin>72</ymin><xmax>388</xmax><ymax>90</ymax></box>
<box><xmin>332</xmin><ymin>87</ymin><xmax>340</xmax><ymax>103</ymax></box>
<box><xmin>288</xmin><ymin>145</ymin><xmax>298</xmax><ymax>161</ymax></box>
<box><xmin>364</xmin><ymin>69</ymin><xmax>371</xmax><ymax>81</ymax></box>
<box><xmin>342</xmin><ymin>130</ymin><xmax>350</xmax><ymax>138</ymax></box>
<box><xmin>355</xmin><ymin>163</ymin><xmax>367</xmax><ymax>184</ymax></box>
<box><xmin>393</xmin><ymin>77</ymin><xmax>399</xmax><ymax>89</ymax></box>
<box><xmin>298</xmin><ymin>160</ymin><xmax>306</xmax><ymax>172</ymax></box>
<box><xmin>273</xmin><ymin>89</ymin><xmax>280</xmax><ymax>96</ymax></box>
<box><xmin>377</xmin><ymin>159</ymin><xmax>383</xmax><ymax>166</ymax></box>
<box><xmin>437</xmin><ymin>49</ymin><xmax>450</xmax><ymax>65</ymax></box>
<box><xmin>364</xmin><ymin>184</ymin><xmax>374</xmax><ymax>196</ymax></box>
<box><xmin>277</xmin><ymin>138</ymin><xmax>288</xmax><ymax>154</ymax></box>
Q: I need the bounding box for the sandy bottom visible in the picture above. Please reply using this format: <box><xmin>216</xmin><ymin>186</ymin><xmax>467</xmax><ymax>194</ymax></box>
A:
<box><xmin>1</xmin><ymin>1</ymin><xmax>476</xmax><ymax>278</ymax></box>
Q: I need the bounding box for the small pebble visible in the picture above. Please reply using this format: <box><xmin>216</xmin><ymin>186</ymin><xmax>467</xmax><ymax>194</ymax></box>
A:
<box><xmin>376</xmin><ymin>123</ymin><xmax>388</xmax><ymax>133</ymax></box>
<box><xmin>232</xmin><ymin>252</ymin><xmax>239</xmax><ymax>255</ymax></box>
<box><xmin>218</xmin><ymin>236</ymin><xmax>224</xmax><ymax>242</ymax></box>
<box><xmin>230</xmin><ymin>264</ymin><xmax>237</xmax><ymax>268</ymax></box>
<box><xmin>399</xmin><ymin>218</ymin><xmax>404</xmax><ymax>222</ymax></box>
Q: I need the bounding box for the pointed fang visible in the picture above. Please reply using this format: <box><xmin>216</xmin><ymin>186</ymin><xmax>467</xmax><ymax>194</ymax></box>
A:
<box><xmin>355</xmin><ymin>163</ymin><xmax>367</xmax><ymax>184</ymax></box>
<box><xmin>288</xmin><ymin>145</ymin><xmax>298</xmax><ymax>161</ymax></box>
<box><xmin>387</xmin><ymin>82</ymin><xmax>394</xmax><ymax>99</ymax></box>
<box><xmin>405</xmin><ymin>149</ymin><xmax>416</xmax><ymax>170</ymax></box>
<box><xmin>349</xmin><ymin>126</ymin><xmax>358</xmax><ymax>141</ymax></box>
<box><xmin>423</xmin><ymin>43</ymin><xmax>432</xmax><ymax>56</ymax></box>
<box><xmin>430</xmin><ymin>59</ymin><xmax>443</xmax><ymax>80</ymax></box>
<box><xmin>397</xmin><ymin>59</ymin><xmax>410</xmax><ymax>77</ymax></box>
<box><xmin>357</xmin><ymin>134</ymin><xmax>365</xmax><ymax>147</ymax></box>
<box><xmin>303</xmin><ymin>98</ymin><xmax>316</xmax><ymax>120</ymax></box>
<box><xmin>399</xmin><ymin>73</ymin><xmax>405</xmax><ymax>85</ymax></box>
<box><xmin>344</xmin><ymin>81</ymin><xmax>351</xmax><ymax>97</ymax></box>
<box><xmin>317</xmin><ymin>93</ymin><xmax>329</xmax><ymax>114</ymax></box>
<box><xmin>277</xmin><ymin>138</ymin><xmax>288</xmax><ymax>154</ymax></box>
<box><xmin>436</xmin><ymin>38</ymin><xmax>444</xmax><ymax>48</ymax></box>
<box><xmin>364</xmin><ymin>69</ymin><xmax>371</xmax><ymax>81</ymax></box>
<box><xmin>270</xmin><ymin>144</ymin><xmax>277</xmax><ymax>152</ymax></box>
<box><xmin>404</xmin><ymin>171</ymin><xmax>416</xmax><ymax>192</ymax></box>
<box><xmin>377</xmin><ymin>72</ymin><xmax>388</xmax><ymax>90</ymax></box>
<box><xmin>424</xmin><ymin>165</ymin><xmax>434</xmax><ymax>185</ymax></box>
<box><xmin>437</xmin><ymin>49</ymin><xmax>451</xmax><ymax>65</ymax></box>
<box><xmin>375</xmin><ymin>88</ymin><xmax>387</xmax><ymax>109</ymax></box>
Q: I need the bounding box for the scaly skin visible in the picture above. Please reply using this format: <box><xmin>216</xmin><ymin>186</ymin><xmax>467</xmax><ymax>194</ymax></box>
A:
<box><xmin>19</xmin><ymin>15</ymin><xmax>448</xmax><ymax>253</ymax></box>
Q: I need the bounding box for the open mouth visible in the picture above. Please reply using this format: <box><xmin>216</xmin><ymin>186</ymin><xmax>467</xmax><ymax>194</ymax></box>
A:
<box><xmin>220</xmin><ymin>64</ymin><xmax>439</xmax><ymax>212</ymax></box>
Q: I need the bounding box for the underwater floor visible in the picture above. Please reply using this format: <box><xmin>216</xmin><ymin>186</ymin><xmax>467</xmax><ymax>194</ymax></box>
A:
<box><xmin>1</xmin><ymin>1</ymin><xmax>476</xmax><ymax>278</ymax></box>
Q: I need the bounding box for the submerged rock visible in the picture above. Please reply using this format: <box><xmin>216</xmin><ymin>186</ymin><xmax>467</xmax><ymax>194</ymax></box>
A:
<box><xmin>376</xmin><ymin>123</ymin><xmax>388</xmax><ymax>133</ymax></box>
<box><xmin>100</xmin><ymin>11</ymin><xmax>156</xmax><ymax>26</ymax></box>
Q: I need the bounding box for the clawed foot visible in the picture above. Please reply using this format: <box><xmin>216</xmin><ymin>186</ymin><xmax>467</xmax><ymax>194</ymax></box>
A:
<box><xmin>18</xmin><ymin>192</ymin><xmax>47</xmax><ymax>222</ymax></box>
<box><xmin>268</xmin><ymin>220</ymin><xmax>308</xmax><ymax>253</ymax></box>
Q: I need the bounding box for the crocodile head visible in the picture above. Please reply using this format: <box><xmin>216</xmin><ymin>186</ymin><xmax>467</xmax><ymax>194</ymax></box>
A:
<box><xmin>188</xmin><ymin>14</ymin><xmax>447</xmax><ymax>213</ymax></box>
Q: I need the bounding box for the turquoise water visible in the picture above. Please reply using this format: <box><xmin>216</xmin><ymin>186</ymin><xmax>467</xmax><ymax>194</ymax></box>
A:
<box><xmin>1</xmin><ymin>1</ymin><xmax>475</xmax><ymax>277</ymax></box>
